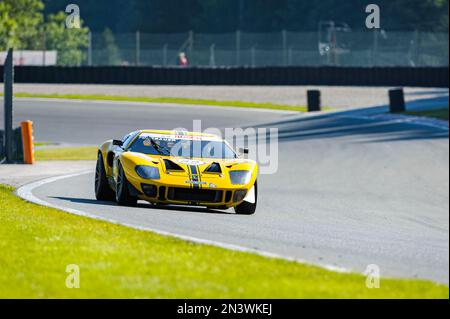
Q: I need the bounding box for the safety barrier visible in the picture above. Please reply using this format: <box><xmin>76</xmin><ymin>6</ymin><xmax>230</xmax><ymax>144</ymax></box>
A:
<box><xmin>0</xmin><ymin>126</ymin><xmax>28</xmax><ymax>164</ymax></box>
<box><xmin>0</xmin><ymin>66</ymin><xmax>448</xmax><ymax>87</ymax></box>
<box><xmin>21</xmin><ymin>121</ymin><xmax>34</xmax><ymax>164</ymax></box>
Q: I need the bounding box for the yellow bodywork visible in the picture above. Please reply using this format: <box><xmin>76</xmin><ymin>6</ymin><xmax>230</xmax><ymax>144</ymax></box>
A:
<box><xmin>99</xmin><ymin>130</ymin><xmax>258</xmax><ymax>208</ymax></box>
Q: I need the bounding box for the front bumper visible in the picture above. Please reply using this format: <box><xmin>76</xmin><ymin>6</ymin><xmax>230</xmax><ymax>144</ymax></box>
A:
<box><xmin>127</xmin><ymin>172</ymin><xmax>250</xmax><ymax>207</ymax></box>
<box><xmin>140</xmin><ymin>184</ymin><xmax>244</xmax><ymax>207</ymax></box>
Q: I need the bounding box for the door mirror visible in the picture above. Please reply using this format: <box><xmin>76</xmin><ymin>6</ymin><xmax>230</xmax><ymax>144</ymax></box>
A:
<box><xmin>112</xmin><ymin>139</ymin><xmax>123</xmax><ymax>147</ymax></box>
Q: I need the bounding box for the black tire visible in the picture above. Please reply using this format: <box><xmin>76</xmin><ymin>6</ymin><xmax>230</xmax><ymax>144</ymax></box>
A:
<box><xmin>115</xmin><ymin>162</ymin><xmax>137</xmax><ymax>206</ymax></box>
<box><xmin>95</xmin><ymin>153</ymin><xmax>115</xmax><ymax>201</ymax></box>
<box><xmin>234</xmin><ymin>180</ymin><xmax>257</xmax><ymax>215</ymax></box>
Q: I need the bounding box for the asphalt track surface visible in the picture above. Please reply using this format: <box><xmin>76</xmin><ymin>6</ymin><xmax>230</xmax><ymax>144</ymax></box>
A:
<box><xmin>4</xmin><ymin>98</ymin><xmax>450</xmax><ymax>283</ymax></box>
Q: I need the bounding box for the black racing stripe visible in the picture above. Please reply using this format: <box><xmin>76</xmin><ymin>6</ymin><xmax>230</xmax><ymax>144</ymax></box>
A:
<box><xmin>190</xmin><ymin>165</ymin><xmax>199</xmax><ymax>189</ymax></box>
<box><xmin>187</xmin><ymin>165</ymin><xmax>193</xmax><ymax>188</ymax></box>
<box><xmin>196</xmin><ymin>165</ymin><xmax>202</xmax><ymax>189</ymax></box>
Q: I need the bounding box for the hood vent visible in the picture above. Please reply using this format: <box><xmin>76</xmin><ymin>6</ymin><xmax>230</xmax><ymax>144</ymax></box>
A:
<box><xmin>164</xmin><ymin>159</ymin><xmax>184</xmax><ymax>171</ymax></box>
<box><xmin>204</xmin><ymin>162</ymin><xmax>222</xmax><ymax>173</ymax></box>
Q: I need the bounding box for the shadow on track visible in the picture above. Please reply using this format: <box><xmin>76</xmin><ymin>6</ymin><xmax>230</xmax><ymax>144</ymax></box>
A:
<box><xmin>250</xmin><ymin>95</ymin><xmax>448</xmax><ymax>144</ymax></box>
<box><xmin>50</xmin><ymin>196</ymin><xmax>233</xmax><ymax>215</ymax></box>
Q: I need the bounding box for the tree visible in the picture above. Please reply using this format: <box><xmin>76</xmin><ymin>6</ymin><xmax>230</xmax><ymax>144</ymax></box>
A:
<box><xmin>42</xmin><ymin>0</ymin><xmax>449</xmax><ymax>33</ymax></box>
<box><xmin>0</xmin><ymin>0</ymin><xmax>44</xmax><ymax>50</ymax></box>
<box><xmin>0</xmin><ymin>2</ymin><xmax>19</xmax><ymax>50</ymax></box>
<box><xmin>44</xmin><ymin>12</ymin><xmax>89</xmax><ymax>65</ymax></box>
<box><xmin>96</xmin><ymin>28</ymin><xmax>121</xmax><ymax>65</ymax></box>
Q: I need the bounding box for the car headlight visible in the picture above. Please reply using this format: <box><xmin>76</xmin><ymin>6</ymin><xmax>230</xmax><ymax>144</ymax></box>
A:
<box><xmin>229</xmin><ymin>170</ymin><xmax>251</xmax><ymax>185</ymax></box>
<box><xmin>135</xmin><ymin>165</ymin><xmax>160</xmax><ymax>179</ymax></box>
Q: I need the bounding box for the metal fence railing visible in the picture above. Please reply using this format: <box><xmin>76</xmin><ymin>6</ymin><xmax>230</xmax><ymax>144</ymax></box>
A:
<box><xmin>15</xmin><ymin>30</ymin><xmax>450</xmax><ymax>67</ymax></box>
<box><xmin>87</xmin><ymin>30</ymin><xmax>449</xmax><ymax>67</ymax></box>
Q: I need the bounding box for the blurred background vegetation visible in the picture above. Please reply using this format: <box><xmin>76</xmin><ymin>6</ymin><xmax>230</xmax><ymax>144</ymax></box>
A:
<box><xmin>42</xmin><ymin>0</ymin><xmax>448</xmax><ymax>33</ymax></box>
<box><xmin>0</xmin><ymin>0</ymin><xmax>448</xmax><ymax>66</ymax></box>
<box><xmin>0</xmin><ymin>0</ymin><xmax>89</xmax><ymax>65</ymax></box>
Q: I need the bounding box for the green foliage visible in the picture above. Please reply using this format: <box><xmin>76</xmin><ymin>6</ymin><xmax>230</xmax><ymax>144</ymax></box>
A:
<box><xmin>43</xmin><ymin>12</ymin><xmax>89</xmax><ymax>65</ymax></box>
<box><xmin>96</xmin><ymin>28</ymin><xmax>121</xmax><ymax>65</ymax></box>
<box><xmin>0</xmin><ymin>0</ymin><xmax>90</xmax><ymax>65</ymax></box>
<box><xmin>0</xmin><ymin>2</ymin><xmax>19</xmax><ymax>49</ymax></box>
<box><xmin>43</xmin><ymin>0</ymin><xmax>449</xmax><ymax>33</ymax></box>
<box><xmin>0</xmin><ymin>0</ymin><xmax>44</xmax><ymax>50</ymax></box>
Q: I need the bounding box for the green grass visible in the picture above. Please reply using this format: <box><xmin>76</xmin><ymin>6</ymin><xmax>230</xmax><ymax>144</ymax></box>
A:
<box><xmin>34</xmin><ymin>142</ymin><xmax>52</xmax><ymax>147</ymax></box>
<box><xmin>35</xmin><ymin>146</ymin><xmax>98</xmax><ymax>161</ymax></box>
<box><xmin>0</xmin><ymin>184</ymin><xmax>447</xmax><ymax>298</ymax></box>
<box><xmin>8</xmin><ymin>92</ymin><xmax>309</xmax><ymax>112</ymax></box>
<box><xmin>405</xmin><ymin>107</ymin><xmax>449</xmax><ymax>121</ymax></box>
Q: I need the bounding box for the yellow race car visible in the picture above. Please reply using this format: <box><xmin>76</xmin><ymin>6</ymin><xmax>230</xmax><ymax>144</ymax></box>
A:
<box><xmin>95</xmin><ymin>130</ymin><xmax>258</xmax><ymax>215</ymax></box>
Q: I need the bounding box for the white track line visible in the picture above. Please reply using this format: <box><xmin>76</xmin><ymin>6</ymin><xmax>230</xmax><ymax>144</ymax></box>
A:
<box><xmin>16</xmin><ymin>171</ymin><xmax>349</xmax><ymax>274</ymax></box>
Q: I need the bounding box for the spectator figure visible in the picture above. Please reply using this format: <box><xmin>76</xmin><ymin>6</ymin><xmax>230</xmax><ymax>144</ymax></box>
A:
<box><xmin>178</xmin><ymin>52</ymin><xmax>188</xmax><ymax>67</ymax></box>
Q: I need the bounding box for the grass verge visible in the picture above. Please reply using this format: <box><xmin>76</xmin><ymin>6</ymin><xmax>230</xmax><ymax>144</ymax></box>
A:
<box><xmin>9</xmin><ymin>92</ymin><xmax>309</xmax><ymax>112</ymax></box>
<box><xmin>405</xmin><ymin>107</ymin><xmax>449</xmax><ymax>121</ymax></box>
<box><xmin>0</xmin><ymin>184</ymin><xmax>448</xmax><ymax>298</ymax></box>
<box><xmin>35</xmin><ymin>146</ymin><xmax>98</xmax><ymax>161</ymax></box>
<box><xmin>34</xmin><ymin>142</ymin><xmax>53</xmax><ymax>147</ymax></box>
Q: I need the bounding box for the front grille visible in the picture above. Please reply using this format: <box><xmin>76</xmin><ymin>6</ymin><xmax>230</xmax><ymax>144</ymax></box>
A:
<box><xmin>141</xmin><ymin>184</ymin><xmax>157</xmax><ymax>197</ymax></box>
<box><xmin>225</xmin><ymin>191</ymin><xmax>232</xmax><ymax>203</ymax></box>
<box><xmin>168</xmin><ymin>187</ymin><xmax>223</xmax><ymax>203</ymax></box>
<box><xmin>158</xmin><ymin>186</ymin><xmax>166</xmax><ymax>200</ymax></box>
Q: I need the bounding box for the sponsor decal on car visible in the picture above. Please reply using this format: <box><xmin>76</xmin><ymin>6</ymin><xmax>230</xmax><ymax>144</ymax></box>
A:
<box><xmin>178</xmin><ymin>159</ymin><xmax>206</xmax><ymax>166</ymax></box>
<box><xmin>185</xmin><ymin>180</ymin><xmax>207</xmax><ymax>186</ymax></box>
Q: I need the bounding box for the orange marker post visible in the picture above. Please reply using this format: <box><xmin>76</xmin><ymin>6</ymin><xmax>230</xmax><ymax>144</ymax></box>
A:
<box><xmin>21</xmin><ymin>121</ymin><xmax>35</xmax><ymax>164</ymax></box>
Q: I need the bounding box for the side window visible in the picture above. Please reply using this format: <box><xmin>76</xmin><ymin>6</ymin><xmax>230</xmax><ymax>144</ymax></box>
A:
<box><xmin>122</xmin><ymin>131</ymin><xmax>139</xmax><ymax>149</ymax></box>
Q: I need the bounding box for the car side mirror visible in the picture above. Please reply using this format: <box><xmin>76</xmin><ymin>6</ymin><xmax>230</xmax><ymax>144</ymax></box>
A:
<box><xmin>238</xmin><ymin>147</ymin><xmax>249</xmax><ymax>154</ymax></box>
<box><xmin>112</xmin><ymin>139</ymin><xmax>123</xmax><ymax>147</ymax></box>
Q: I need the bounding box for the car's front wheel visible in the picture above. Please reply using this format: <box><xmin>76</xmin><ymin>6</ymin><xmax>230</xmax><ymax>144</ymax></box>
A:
<box><xmin>115</xmin><ymin>162</ymin><xmax>137</xmax><ymax>206</ymax></box>
<box><xmin>234</xmin><ymin>181</ymin><xmax>257</xmax><ymax>215</ymax></box>
<box><xmin>95</xmin><ymin>153</ymin><xmax>115</xmax><ymax>201</ymax></box>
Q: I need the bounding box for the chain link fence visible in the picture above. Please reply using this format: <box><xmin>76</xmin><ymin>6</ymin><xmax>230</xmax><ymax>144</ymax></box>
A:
<box><xmin>45</xmin><ymin>30</ymin><xmax>450</xmax><ymax>67</ymax></box>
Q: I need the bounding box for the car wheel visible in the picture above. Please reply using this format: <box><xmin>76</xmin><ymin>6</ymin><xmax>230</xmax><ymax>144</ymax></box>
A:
<box><xmin>115</xmin><ymin>162</ymin><xmax>137</xmax><ymax>206</ymax></box>
<box><xmin>234</xmin><ymin>180</ymin><xmax>257</xmax><ymax>215</ymax></box>
<box><xmin>95</xmin><ymin>153</ymin><xmax>115</xmax><ymax>201</ymax></box>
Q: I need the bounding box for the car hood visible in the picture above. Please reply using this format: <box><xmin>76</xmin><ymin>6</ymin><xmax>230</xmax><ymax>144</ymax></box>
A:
<box><xmin>124</xmin><ymin>152</ymin><xmax>257</xmax><ymax>176</ymax></box>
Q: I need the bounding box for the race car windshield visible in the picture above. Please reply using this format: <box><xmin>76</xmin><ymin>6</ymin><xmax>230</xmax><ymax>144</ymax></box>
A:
<box><xmin>128</xmin><ymin>134</ymin><xmax>236</xmax><ymax>159</ymax></box>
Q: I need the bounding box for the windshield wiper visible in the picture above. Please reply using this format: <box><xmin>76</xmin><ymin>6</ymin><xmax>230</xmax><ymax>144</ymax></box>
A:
<box><xmin>149</xmin><ymin>138</ymin><xmax>170</xmax><ymax>156</ymax></box>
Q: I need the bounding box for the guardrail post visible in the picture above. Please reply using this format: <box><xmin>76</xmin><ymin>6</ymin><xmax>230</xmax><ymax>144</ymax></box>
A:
<box><xmin>307</xmin><ymin>90</ymin><xmax>321</xmax><ymax>112</ymax></box>
<box><xmin>388</xmin><ymin>88</ymin><xmax>405</xmax><ymax>113</ymax></box>
<box><xmin>88</xmin><ymin>31</ymin><xmax>92</xmax><ymax>66</ymax></box>
<box><xmin>3</xmin><ymin>48</ymin><xmax>14</xmax><ymax>163</ymax></box>
<box><xmin>236</xmin><ymin>30</ymin><xmax>241</xmax><ymax>66</ymax></box>
<box><xmin>136</xmin><ymin>30</ymin><xmax>140</xmax><ymax>66</ymax></box>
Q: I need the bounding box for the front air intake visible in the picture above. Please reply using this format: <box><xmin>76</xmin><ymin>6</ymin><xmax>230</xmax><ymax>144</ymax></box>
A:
<box><xmin>164</xmin><ymin>159</ymin><xmax>184</xmax><ymax>171</ymax></box>
<box><xmin>168</xmin><ymin>188</ymin><xmax>223</xmax><ymax>203</ymax></box>
<box><xmin>204</xmin><ymin>162</ymin><xmax>222</xmax><ymax>173</ymax></box>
